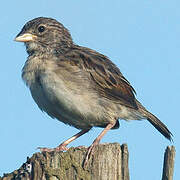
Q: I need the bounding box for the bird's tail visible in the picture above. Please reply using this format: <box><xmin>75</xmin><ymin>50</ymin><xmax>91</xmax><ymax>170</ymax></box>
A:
<box><xmin>146</xmin><ymin>112</ymin><xmax>173</xmax><ymax>141</ymax></box>
<box><xmin>137</xmin><ymin>101</ymin><xmax>173</xmax><ymax>141</ymax></box>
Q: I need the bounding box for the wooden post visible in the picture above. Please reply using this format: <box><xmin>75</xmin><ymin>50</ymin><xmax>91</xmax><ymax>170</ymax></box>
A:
<box><xmin>0</xmin><ymin>143</ymin><xmax>129</xmax><ymax>180</ymax></box>
<box><xmin>162</xmin><ymin>146</ymin><xmax>175</xmax><ymax>180</ymax></box>
<box><xmin>1</xmin><ymin>144</ymin><xmax>176</xmax><ymax>180</ymax></box>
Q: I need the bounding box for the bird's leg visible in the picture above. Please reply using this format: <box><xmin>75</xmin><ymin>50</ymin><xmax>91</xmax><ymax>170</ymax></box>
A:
<box><xmin>83</xmin><ymin>122</ymin><xmax>116</xmax><ymax>167</ymax></box>
<box><xmin>38</xmin><ymin>128</ymin><xmax>91</xmax><ymax>152</ymax></box>
<box><xmin>56</xmin><ymin>128</ymin><xmax>91</xmax><ymax>151</ymax></box>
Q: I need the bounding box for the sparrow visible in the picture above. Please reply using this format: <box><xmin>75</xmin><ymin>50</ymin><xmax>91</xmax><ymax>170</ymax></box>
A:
<box><xmin>15</xmin><ymin>17</ymin><xmax>172</xmax><ymax>165</ymax></box>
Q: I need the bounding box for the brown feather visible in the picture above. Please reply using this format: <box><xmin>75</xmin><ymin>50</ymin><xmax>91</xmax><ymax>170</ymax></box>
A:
<box><xmin>59</xmin><ymin>46</ymin><xmax>138</xmax><ymax>109</ymax></box>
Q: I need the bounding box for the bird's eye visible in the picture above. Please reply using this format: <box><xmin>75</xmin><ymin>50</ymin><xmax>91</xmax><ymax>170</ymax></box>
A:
<box><xmin>38</xmin><ymin>26</ymin><xmax>45</xmax><ymax>33</ymax></box>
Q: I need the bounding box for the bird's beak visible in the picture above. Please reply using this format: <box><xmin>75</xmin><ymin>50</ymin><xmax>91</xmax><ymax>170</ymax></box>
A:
<box><xmin>14</xmin><ymin>33</ymin><xmax>37</xmax><ymax>42</ymax></box>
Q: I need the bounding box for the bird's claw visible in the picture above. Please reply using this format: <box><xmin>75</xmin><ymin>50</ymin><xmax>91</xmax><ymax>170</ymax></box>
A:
<box><xmin>37</xmin><ymin>144</ymin><xmax>69</xmax><ymax>152</ymax></box>
<box><xmin>83</xmin><ymin>143</ymin><xmax>96</xmax><ymax>168</ymax></box>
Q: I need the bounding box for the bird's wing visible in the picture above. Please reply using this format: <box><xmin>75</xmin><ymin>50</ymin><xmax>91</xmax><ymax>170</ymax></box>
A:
<box><xmin>62</xmin><ymin>46</ymin><xmax>138</xmax><ymax>109</ymax></box>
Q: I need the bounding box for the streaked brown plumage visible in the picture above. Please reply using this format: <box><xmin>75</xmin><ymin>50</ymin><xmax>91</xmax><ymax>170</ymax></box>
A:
<box><xmin>15</xmin><ymin>17</ymin><xmax>172</xmax><ymax>165</ymax></box>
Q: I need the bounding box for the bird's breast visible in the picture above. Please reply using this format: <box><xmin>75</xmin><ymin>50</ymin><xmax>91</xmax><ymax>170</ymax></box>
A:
<box><xmin>22</xmin><ymin>57</ymin><xmax>73</xmax><ymax>115</ymax></box>
<box><xmin>21</xmin><ymin>57</ymin><xmax>114</xmax><ymax>129</ymax></box>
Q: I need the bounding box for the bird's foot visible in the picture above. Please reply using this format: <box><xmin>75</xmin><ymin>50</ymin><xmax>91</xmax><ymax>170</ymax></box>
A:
<box><xmin>76</xmin><ymin>145</ymin><xmax>86</xmax><ymax>149</ymax></box>
<box><xmin>83</xmin><ymin>140</ymin><xmax>99</xmax><ymax>168</ymax></box>
<box><xmin>37</xmin><ymin>144</ymin><xmax>69</xmax><ymax>152</ymax></box>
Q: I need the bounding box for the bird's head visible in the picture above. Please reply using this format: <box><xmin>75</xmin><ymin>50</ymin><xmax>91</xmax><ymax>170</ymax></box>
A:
<box><xmin>15</xmin><ymin>17</ymin><xmax>73</xmax><ymax>55</ymax></box>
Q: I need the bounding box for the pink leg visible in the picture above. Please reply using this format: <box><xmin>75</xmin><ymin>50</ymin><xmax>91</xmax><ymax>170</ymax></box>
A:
<box><xmin>38</xmin><ymin>128</ymin><xmax>91</xmax><ymax>152</ymax></box>
<box><xmin>83</xmin><ymin>122</ymin><xmax>116</xmax><ymax>167</ymax></box>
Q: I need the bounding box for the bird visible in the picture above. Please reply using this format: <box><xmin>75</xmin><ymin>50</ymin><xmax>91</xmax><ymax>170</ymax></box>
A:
<box><xmin>15</xmin><ymin>17</ymin><xmax>172</xmax><ymax>165</ymax></box>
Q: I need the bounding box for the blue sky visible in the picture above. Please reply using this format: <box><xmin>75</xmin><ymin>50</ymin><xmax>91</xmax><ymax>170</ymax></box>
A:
<box><xmin>0</xmin><ymin>0</ymin><xmax>179</xmax><ymax>179</ymax></box>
